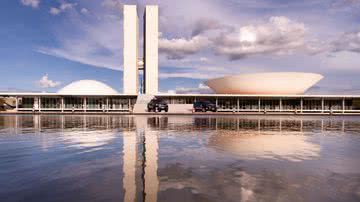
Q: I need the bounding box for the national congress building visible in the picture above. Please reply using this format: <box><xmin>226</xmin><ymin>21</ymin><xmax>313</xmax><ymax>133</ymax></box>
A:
<box><xmin>1</xmin><ymin>5</ymin><xmax>360</xmax><ymax>114</ymax></box>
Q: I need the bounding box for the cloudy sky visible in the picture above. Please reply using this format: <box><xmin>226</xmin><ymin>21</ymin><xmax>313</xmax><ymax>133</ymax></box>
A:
<box><xmin>1</xmin><ymin>0</ymin><xmax>360</xmax><ymax>94</ymax></box>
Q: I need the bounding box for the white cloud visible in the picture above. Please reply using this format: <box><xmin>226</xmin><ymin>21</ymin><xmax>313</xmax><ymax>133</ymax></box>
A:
<box><xmin>49</xmin><ymin>8</ymin><xmax>61</xmax><ymax>15</ymax></box>
<box><xmin>160</xmin><ymin>72</ymin><xmax>212</xmax><ymax>79</ymax></box>
<box><xmin>80</xmin><ymin>8</ymin><xmax>89</xmax><ymax>15</ymax></box>
<box><xmin>159</xmin><ymin>36</ymin><xmax>210</xmax><ymax>60</ymax></box>
<box><xmin>101</xmin><ymin>0</ymin><xmax>123</xmax><ymax>10</ymax></box>
<box><xmin>200</xmin><ymin>57</ymin><xmax>209</xmax><ymax>62</ymax></box>
<box><xmin>50</xmin><ymin>2</ymin><xmax>76</xmax><ymax>15</ymax></box>
<box><xmin>331</xmin><ymin>0</ymin><xmax>360</xmax><ymax>10</ymax></box>
<box><xmin>305</xmin><ymin>29</ymin><xmax>360</xmax><ymax>56</ymax></box>
<box><xmin>331</xmin><ymin>30</ymin><xmax>360</xmax><ymax>53</ymax></box>
<box><xmin>158</xmin><ymin>15</ymin><xmax>316</xmax><ymax>62</ymax></box>
<box><xmin>36</xmin><ymin>74</ymin><xmax>61</xmax><ymax>88</ymax></box>
<box><xmin>159</xmin><ymin>66</ymin><xmax>226</xmax><ymax>79</ymax></box>
<box><xmin>214</xmin><ymin>16</ymin><xmax>306</xmax><ymax>60</ymax></box>
<box><xmin>37</xmin><ymin>47</ymin><xmax>121</xmax><ymax>70</ymax></box>
<box><xmin>60</xmin><ymin>2</ymin><xmax>75</xmax><ymax>10</ymax></box>
<box><xmin>37</xmin><ymin>10</ymin><xmax>123</xmax><ymax>70</ymax></box>
<box><xmin>191</xmin><ymin>18</ymin><xmax>223</xmax><ymax>37</ymax></box>
<box><xmin>169</xmin><ymin>83</ymin><xmax>213</xmax><ymax>94</ymax></box>
<box><xmin>20</xmin><ymin>0</ymin><xmax>40</xmax><ymax>8</ymax></box>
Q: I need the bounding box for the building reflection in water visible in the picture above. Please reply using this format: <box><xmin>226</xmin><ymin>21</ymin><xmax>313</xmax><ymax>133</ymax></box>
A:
<box><xmin>123</xmin><ymin>130</ymin><xmax>137</xmax><ymax>202</ymax></box>
<box><xmin>5</xmin><ymin>115</ymin><xmax>360</xmax><ymax>135</ymax></box>
<box><xmin>123</xmin><ymin>116</ymin><xmax>160</xmax><ymax>202</ymax></box>
<box><xmin>2</xmin><ymin>115</ymin><xmax>360</xmax><ymax>201</ymax></box>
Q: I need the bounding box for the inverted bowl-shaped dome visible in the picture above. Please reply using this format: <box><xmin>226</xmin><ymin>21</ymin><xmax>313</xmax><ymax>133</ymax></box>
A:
<box><xmin>58</xmin><ymin>80</ymin><xmax>118</xmax><ymax>95</ymax></box>
<box><xmin>205</xmin><ymin>72</ymin><xmax>323</xmax><ymax>95</ymax></box>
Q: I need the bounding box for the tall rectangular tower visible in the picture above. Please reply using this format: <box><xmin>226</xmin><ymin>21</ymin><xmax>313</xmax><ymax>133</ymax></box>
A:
<box><xmin>123</xmin><ymin>5</ymin><xmax>139</xmax><ymax>94</ymax></box>
<box><xmin>144</xmin><ymin>5</ymin><xmax>159</xmax><ymax>94</ymax></box>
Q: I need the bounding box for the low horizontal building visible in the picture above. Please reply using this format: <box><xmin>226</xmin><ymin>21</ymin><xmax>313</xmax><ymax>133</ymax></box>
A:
<box><xmin>1</xmin><ymin>92</ymin><xmax>360</xmax><ymax>114</ymax></box>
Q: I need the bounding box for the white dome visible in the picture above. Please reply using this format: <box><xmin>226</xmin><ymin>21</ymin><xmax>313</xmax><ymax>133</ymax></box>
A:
<box><xmin>58</xmin><ymin>80</ymin><xmax>118</xmax><ymax>95</ymax></box>
<box><xmin>206</xmin><ymin>72</ymin><xmax>323</xmax><ymax>95</ymax></box>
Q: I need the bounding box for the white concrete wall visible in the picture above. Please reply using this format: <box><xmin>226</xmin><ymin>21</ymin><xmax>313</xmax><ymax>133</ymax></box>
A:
<box><xmin>144</xmin><ymin>6</ymin><xmax>159</xmax><ymax>95</ymax></box>
<box><xmin>123</xmin><ymin>5</ymin><xmax>139</xmax><ymax>94</ymax></box>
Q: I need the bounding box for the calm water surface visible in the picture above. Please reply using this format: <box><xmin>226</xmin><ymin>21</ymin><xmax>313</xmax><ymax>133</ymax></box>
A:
<box><xmin>1</xmin><ymin>115</ymin><xmax>360</xmax><ymax>202</ymax></box>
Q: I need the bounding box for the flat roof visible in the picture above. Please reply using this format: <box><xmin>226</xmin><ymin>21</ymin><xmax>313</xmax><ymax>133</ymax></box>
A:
<box><xmin>157</xmin><ymin>93</ymin><xmax>360</xmax><ymax>98</ymax></box>
<box><xmin>0</xmin><ymin>93</ymin><xmax>137</xmax><ymax>97</ymax></box>
<box><xmin>1</xmin><ymin>92</ymin><xmax>360</xmax><ymax>98</ymax></box>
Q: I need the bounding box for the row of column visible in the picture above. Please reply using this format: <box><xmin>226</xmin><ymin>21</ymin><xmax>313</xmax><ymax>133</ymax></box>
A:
<box><xmin>15</xmin><ymin>97</ymin><xmax>133</xmax><ymax>112</ymax></box>
<box><xmin>212</xmin><ymin>97</ymin><xmax>347</xmax><ymax>113</ymax></box>
<box><xmin>13</xmin><ymin>96</ymin><xmax>348</xmax><ymax>113</ymax></box>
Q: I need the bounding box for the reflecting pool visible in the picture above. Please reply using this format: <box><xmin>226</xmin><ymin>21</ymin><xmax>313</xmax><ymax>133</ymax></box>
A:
<box><xmin>1</xmin><ymin>115</ymin><xmax>360</xmax><ymax>202</ymax></box>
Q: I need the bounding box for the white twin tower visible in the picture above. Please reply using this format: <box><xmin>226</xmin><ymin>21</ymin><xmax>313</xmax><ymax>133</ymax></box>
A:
<box><xmin>123</xmin><ymin>5</ymin><xmax>158</xmax><ymax>95</ymax></box>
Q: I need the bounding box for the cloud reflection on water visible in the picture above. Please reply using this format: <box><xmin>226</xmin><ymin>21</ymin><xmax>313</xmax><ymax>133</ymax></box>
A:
<box><xmin>209</xmin><ymin>132</ymin><xmax>320</xmax><ymax>162</ymax></box>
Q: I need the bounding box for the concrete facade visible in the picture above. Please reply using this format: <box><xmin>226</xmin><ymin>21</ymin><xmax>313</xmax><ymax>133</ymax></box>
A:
<box><xmin>144</xmin><ymin>5</ymin><xmax>159</xmax><ymax>95</ymax></box>
<box><xmin>2</xmin><ymin>93</ymin><xmax>360</xmax><ymax>115</ymax></box>
<box><xmin>123</xmin><ymin>5</ymin><xmax>139</xmax><ymax>95</ymax></box>
<box><xmin>123</xmin><ymin>5</ymin><xmax>159</xmax><ymax>95</ymax></box>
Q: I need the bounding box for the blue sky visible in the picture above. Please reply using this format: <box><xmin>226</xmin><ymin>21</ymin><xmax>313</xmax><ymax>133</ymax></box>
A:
<box><xmin>1</xmin><ymin>0</ymin><xmax>360</xmax><ymax>94</ymax></box>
